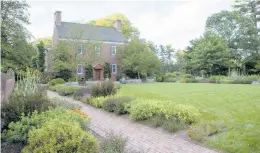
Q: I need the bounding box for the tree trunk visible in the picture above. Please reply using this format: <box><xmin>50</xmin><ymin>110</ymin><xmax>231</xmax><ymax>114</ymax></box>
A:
<box><xmin>137</xmin><ymin>71</ymin><xmax>140</xmax><ymax>79</ymax></box>
<box><xmin>228</xmin><ymin>67</ymin><xmax>231</xmax><ymax>77</ymax></box>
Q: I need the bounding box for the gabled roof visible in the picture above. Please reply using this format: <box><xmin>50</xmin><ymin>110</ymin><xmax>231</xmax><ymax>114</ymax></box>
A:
<box><xmin>56</xmin><ymin>22</ymin><xmax>125</xmax><ymax>43</ymax></box>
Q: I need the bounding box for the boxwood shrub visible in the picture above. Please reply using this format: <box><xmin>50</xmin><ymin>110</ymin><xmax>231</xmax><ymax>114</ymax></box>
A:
<box><xmin>49</xmin><ymin>78</ymin><xmax>65</xmax><ymax>86</ymax></box>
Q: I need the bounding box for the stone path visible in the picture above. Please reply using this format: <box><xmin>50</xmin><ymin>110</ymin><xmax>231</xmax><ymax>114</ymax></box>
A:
<box><xmin>48</xmin><ymin>91</ymin><xmax>220</xmax><ymax>153</ymax></box>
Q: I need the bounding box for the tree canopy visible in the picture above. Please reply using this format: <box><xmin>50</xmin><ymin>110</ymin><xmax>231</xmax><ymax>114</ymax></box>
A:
<box><xmin>117</xmin><ymin>39</ymin><xmax>161</xmax><ymax>78</ymax></box>
<box><xmin>1</xmin><ymin>0</ymin><xmax>36</xmax><ymax>72</ymax></box>
<box><xmin>88</xmin><ymin>13</ymin><xmax>140</xmax><ymax>41</ymax></box>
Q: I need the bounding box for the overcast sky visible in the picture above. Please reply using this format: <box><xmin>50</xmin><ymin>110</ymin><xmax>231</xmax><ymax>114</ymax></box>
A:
<box><xmin>26</xmin><ymin>0</ymin><xmax>232</xmax><ymax>49</ymax></box>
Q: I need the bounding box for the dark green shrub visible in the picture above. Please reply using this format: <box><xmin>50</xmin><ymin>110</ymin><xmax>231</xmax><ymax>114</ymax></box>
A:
<box><xmin>91</xmin><ymin>80</ymin><xmax>117</xmax><ymax>97</ymax></box>
<box><xmin>78</xmin><ymin>76</ymin><xmax>86</xmax><ymax>85</ymax></box>
<box><xmin>185</xmin><ymin>78</ymin><xmax>199</xmax><ymax>83</ymax></box>
<box><xmin>2</xmin><ymin>108</ymin><xmax>89</xmax><ymax>144</ymax></box>
<box><xmin>22</xmin><ymin>119</ymin><xmax>97</xmax><ymax>153</ymax></box>
<box><xmin>85</xmin><ymin>64</ymin><xmax>93</xmax><ymax>80</ymax></box>
<box><xmin>99</xmin><ymin>132</ymin><xmax>126</xmax><ymax>153</ymax></box>
<box><xmin>1</xmin><ymin>90</ymin><xmax>53</xmax><ymax>130</ymax></box>
<box><xmin>156</xmin><ymin>76</ymin><xmax>163</xmax><ymax>82</ymax></box>
<box><xmin>104</xmin><ymin>63</ymin><xmax>111</xmax><ymax>78</ymax></box>
<box><xmin>49</xmin><ymin>78</ymin><xmax>65</xmax><ymax>86</ymax></box>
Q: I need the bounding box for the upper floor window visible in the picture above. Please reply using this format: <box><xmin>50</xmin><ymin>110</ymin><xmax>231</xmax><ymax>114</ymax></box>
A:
<box><xmin>111</xmin><ymin>46</ymin><xmax>116</xmax><ymax>55</ymax></box>
<box><xmin>78</xmin><ymin>44</ymin><xmax>83</xmax><ymax>54</ymax></box>
<box><xmin>77</xmin><ymin>64</ymin><xmax>83</xmax><ymax>74</ymax></box>
<box><xmin>110</xmin><ymin>64</ymin><xmax>117</xmax><ymax>74</ymax></box>
<box><xmin>94</xmin><ymin>45</ymin><xmax>101</xmax><ymax>55</ymax></box>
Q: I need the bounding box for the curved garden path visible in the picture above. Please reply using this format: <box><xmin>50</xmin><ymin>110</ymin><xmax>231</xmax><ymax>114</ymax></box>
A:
<box><xmin>48</xmin><ymin>91</ymin><xmax>220</xmax><ymax>153</ymax></box>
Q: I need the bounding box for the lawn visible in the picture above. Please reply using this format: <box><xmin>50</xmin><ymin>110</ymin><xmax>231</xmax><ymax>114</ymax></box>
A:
<box><xmin>118</xmin><ymin>83</ymin><xmax>260</xmax><ymax>153</ymax></box>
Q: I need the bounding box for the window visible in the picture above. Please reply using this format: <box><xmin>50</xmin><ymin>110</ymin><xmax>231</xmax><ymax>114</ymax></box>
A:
<box><xmin>78</xmin><ymin>44</ymin><xmax>83</xmax><ymax>54</ymax></box>
<box><xmin>77</xmin><ymin>64</ymin><xmax>83</xmax><ymax>74</ymax></box>
<box><xmin>111</xmin><ymin>46</ymin><xmax>116</xmax><ymax>55</ymax></box>
<box><xmin>94</xmin><ymin>45</ymin><xmax>101</xmax><ymax>55</ymax></box>
<box><xmin>110</xmin><ymin>64</ymin><xmax>117</xmax><ymax>74</ymax></box>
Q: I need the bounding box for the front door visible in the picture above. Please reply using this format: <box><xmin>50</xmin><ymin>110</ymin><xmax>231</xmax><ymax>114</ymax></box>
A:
<box><xmin>95</xmin><ymin>70</ymin><xmax>101</xmax><ymax>80</ymax></box>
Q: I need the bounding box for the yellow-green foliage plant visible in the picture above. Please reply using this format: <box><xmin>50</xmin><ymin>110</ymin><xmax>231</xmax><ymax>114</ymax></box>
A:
<box><xmin>22</xmin><ymin>119</ymin><xmax>97</xmax><ymax>153</ymax></box>
<box><xmin>86</xmin><ymin>95</ymin><xmax>116</xmax><ymax>108</ymax></box>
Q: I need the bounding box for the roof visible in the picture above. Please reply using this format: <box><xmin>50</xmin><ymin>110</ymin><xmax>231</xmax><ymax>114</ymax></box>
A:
<box><xmin>56</xmin><ymin>22</ymin><xmax>125</xmax><ymax>43</ymax></box>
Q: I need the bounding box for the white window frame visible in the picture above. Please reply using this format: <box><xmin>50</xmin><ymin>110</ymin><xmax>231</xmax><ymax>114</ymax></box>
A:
<box><xmin>94</xmin><ymin>45</ymin><xmax>101</xmax><ymax>55</ymax></box>
<box><xmin>78</xmin><ymin>44</ymin><xmax>83</xmax><ymax>54</ymax></box>
<box><xmin>77</xmin><ymin>64</ymin><xmax>83</xmax><ymax>74</ymax></box>
<box><xmin>111</xmin><ymin>64</ymin><xmax>117</xmax><ymax>74</ymax></box>
<box><xmin>111</xmin><ymin>46</ymin><xmax>116</xmax><ymax>55</ymax></box>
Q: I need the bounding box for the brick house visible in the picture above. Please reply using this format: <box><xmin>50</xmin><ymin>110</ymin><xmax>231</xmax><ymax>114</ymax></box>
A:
<box><xmin>51</xmin><ymin>11</ymin><xmax>125</xmax><ymax>81</ymax></box>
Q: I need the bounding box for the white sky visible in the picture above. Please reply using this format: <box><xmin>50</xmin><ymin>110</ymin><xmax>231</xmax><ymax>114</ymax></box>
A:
<box><xmin>26</xmin><ymin>0</ymin><xmax>232</xmax><ymax>49</ymax></box>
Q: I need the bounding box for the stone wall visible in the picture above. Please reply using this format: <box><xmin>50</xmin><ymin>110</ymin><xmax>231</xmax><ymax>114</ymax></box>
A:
<box><xmin>1</xmin><ymin>68</ymin><xmax>15</xmax><ymax>104</ymax></box>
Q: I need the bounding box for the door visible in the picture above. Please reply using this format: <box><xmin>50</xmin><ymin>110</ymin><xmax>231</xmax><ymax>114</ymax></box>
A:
<box><xmin>95</xmin><ymin>70</ymin><xmax>101</xmax><ymax>80</ymax></box>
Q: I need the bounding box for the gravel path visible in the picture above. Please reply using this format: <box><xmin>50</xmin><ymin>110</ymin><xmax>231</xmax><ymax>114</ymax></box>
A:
<box><xmin>48</xmin><ymin>91</ymin><xmax>220</xmax><ymax>153</ymax></box>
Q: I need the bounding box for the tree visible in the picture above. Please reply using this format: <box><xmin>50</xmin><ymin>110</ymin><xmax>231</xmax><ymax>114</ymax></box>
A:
<box><xmin>117</xmin><ymin>39</ymin><xmax>161</xmax><ymax>79</ymax></box>
<box><xmin>33</xmin><ymin>38</ymin><xmax>52</xmax><ymax>46</ymax></box>
<box><xmin>172</xmin><ymin>50</ymin><xmax>186</xmax><ymax>72</ymax></box>
<box><xmin>1</xmin><ymin>0</ymin><xmax>36</xmax><ymax>72</ymax></box>
<box><xmin>88</xmin><ymin>13</ymin><xmax>140</xmax><ymax>41</ymax></box>
<box><xmin>51</xmin><ymin>41</ymin><xmax>74</xmax><ymax>81</ymax></box>
<box><xmin>185</xmin><ymin>32</ymin><xmax>229</xmax><ymax>76</ymax></box>
<box><xmin>32</xmin><ymin>41</ymin><xmax>45</xmax><ymax>72</ymax></box>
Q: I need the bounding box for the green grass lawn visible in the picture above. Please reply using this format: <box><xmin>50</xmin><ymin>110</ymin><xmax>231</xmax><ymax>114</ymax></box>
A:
<box><xmin>118</xmin><ymin>83</ymin><xmax>260</xmax><ymax>153</ymax></box>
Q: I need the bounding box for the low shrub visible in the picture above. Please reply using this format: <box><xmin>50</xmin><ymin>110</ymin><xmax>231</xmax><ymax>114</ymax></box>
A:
<box><xmin>57</xmin><ymin>85</ymin><xmax>82</xmax><ymax>96</ymax></box>
<box><xmin>188</xmin><ymin>121</ymin><xmax>226</xmax><ymax>141</ymax></box>
<box><xmin>1</xmin><ymin>142</ymin><xmax>24</xmax><ymax>153</ymax></box>
<box><xmin>128</xmin><ymin>100</ymin><xmax>200</xmax><ymax>124</ymax></box>
<box><xmin>162</xmin><ymin>119</ymin><xmax>188</xmax><ymax>132</ymax></box>
<box><xmin>48</xmin><ymin>84</ymin><xmax>66</xmax><ymax>91</ymax></box>
<box><xmin>91</xmin><ymin>80</ymin><xmax>117</xmax><ymax>97</ymax></box>
<box><xmin>1</xmin><ymin>90</ymin><xmax>53</xmax><ymax>130</ymax></box>
<box><xmin>99</xmin><ymin>132</ymin><xmax>126</xmax><ymax>153</ymax></box>
<box><xmin>49</xmin><ymin>78</ymin><xmax>65</xmax><ymax>86</ymax></box>
<box><xmin>156</xmin><ymin>76</ymin><xmax>163</xmax><ymax>82</ymax></box>
<box><xmin>73</xmin><ymin>88</ymin><xmax>91</xmax><ymax>100</ymax></box>
<box><xmin>85</xmin><ymin>96</ymin><xmax>114</xmax><ymax>108</ymax></box>
<box><xmin>2</xmin><ymin>108</ymin><xmax>89</xmax><ymax>144</ymax></box>
<box><xmin>49</xmin><ymin>97</ymin><xmax>81</xmax><ymax>110</ymax></box>
<box><xmin>148</xmin><ymin>114</ymin><xmax>165</xmax><ymax>127</ymax></box>
<box><xmin>22</xmin><ymin>119</ymin><xmax>97</xmax><ymax>153</ymax></box>
<box><xmin>185</xmin><ymin>78</ymin><xmax>199</xmax><ymax>83</ymax></box>
<box><xmin>103</xmin><ymin>96</ymin><xmax>132</xmax><ymax>114</ymax></box>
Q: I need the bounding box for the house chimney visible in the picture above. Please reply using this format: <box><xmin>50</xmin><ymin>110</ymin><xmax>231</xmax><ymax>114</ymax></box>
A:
<box><xmin>113</xmin><ymin>20</ymin><xmax>122</xmax><ymax>32</ymax></box>
<box><xmin>54</xmin><ymin>11</ymin><xmax>61</xmax><ymax>25</ymax></box>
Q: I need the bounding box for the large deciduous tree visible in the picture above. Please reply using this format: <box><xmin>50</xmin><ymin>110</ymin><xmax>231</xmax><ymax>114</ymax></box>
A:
<box><xmin>185</xmin><ymin>32</ymin><xmax>229</xmax><ymax>76</ymax></box>
<box><xmin>1</xmin><ymin>0</ymin><xmax>36</xmax><ymax>72</ymax></box>
<box><xmin>117</xmin><ymin>39</ymin><xmax>161</xmax><ymax>79</ymax></box>
<box><xmin>88</xmin><ymin>13</ymin><xmax>140</xmax><ymax>41</ymax></box>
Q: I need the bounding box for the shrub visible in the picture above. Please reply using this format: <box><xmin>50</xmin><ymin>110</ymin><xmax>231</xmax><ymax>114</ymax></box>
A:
<box><xmin>91</xmin><ymin>80</ymin><xmax>117</xmax><ymax>97</ymax></box>
<box><xmin>85</xmin><ymin>96</ymin><xmax>114</xmax><ymax>108</ymax></box>
<box><xmin>49</xmin><ymin>97</ymin><xmax>81</xmax><ymax>110</ymax></box>
<box><xmin>1</xmin><ymin>90</ymin><xmax>53</xmax><ymax>130</ymax></box>
<box><xmin>49</xmin><ymin>78</ymin><xmax>65</xmax><ymax>86</ymax></box>
<box><xmin>73</xmin><ymin>88</ymin><xmax>91</xmax><ymax>100</ymax></box>
<box><xmin>164</xmin><ymin>77</ymin><xmax>177</xmax><ymax>82</ymax></box>
<box><xmin>103</xmin><ymin>96</ymin><xmax>132</xmax><ymax>114</ymax></box>
<box><xmin>48</xmin><ymin>84</ymin><xmax>66</xmax><ymax>91</ymax></box>
<box><xmin>185</xmin><ymin>78</ymin><xmax>199</xmax><ymax>83</ymax></box>
<box><xmin>128</xmin><ymin>100</ymin><xmax>200</xmax><ymax>124</ymax></box>
<box><xmin>99</xmin><ymin>132</ymin><xmax>126</xmax><ymax>153</ymax></box>
<box><xmin>162</xmin><ymin>119</ymin><xmax>188</xmax><ymax>132</ymax></box>
<box><xmin>2</xmin><ymin>108</ymin><xmax>89</xmax><ymax>144</ymax></box>
<box><xmin>22</xmin><ymin>119</ymin><xmax>97</xmax><ymax>153</ymax></box>
<box><xmin>156</xmin><ymin>76</ymin><xmax>163</xmax><ymax>82</ymax></box>
<box><xmin>129</xmin><ymin>100</ymin><xmax>163</xmax><ymax>120</ymax></box>
<box><xmin>57</xmin><ymin>85</ymin><xmax>82</xmax><ymax>96</ymax></box>
<box><xmin>148</xmin><ymin>114</ymin><xmax>165</xmax><ymax>127</ymax></box>
<box><xmin>188</xmin><ymin>121</ymin><xmax>225</xmax><ymax>141</ymax></box>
